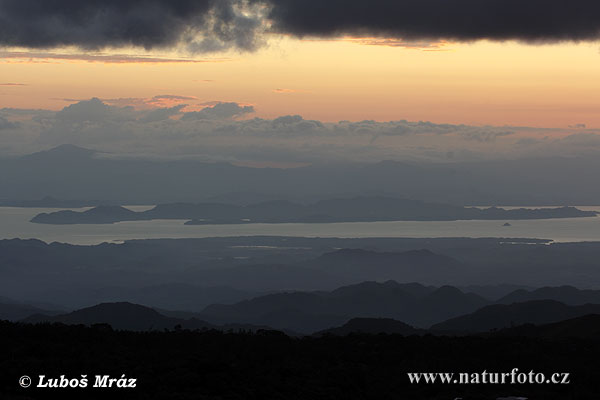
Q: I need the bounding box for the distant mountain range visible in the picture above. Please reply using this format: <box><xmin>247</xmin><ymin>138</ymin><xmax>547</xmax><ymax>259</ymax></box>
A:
<box><xmin>72</xmin><ymin>283</ymin><xmax>256</xmax><ymax>312</ymax></box>
<box><xmin>29</xmin><ymin>197</ymin><xmax>597</xmax><ymax>225</ymax></box>
<box><xmin>5</xmin><ymin>144</ymin><xmax>600</xmax><ymax>206</ymax></box>
<box><xmin>0</xmin><ymin>301</ymin><xmax>62</xmax><ymax>321</ymax></box>
<box><xmin>309</xmin><ymin>248</ymin><xmax>468</xmax><ymax>284</ymax></box>
<box><xmin>498</xmin><ymin>285</ymin><xmax>600</xmax><ymax>305</ymax></box>
<box><xmin>6</xmin><ymin>237</ymin><xmax>600</xmax><ymax>309</ymax></box>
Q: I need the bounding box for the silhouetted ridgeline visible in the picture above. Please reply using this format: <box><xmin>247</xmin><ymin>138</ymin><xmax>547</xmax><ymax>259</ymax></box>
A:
<box><xmin>0</xmin><ymin>302</ymin><xmax>62</xmax><ymax>322</ymax></box>
<box><xmin>199</xmin><ymin>281</ymin><xmax>489</xmax><ymax>332</ymax></box>
<box><xmin>20</xmin><ymin>302</ymin><xmax>282</xmax><ymax>334</ymax></box>
<box><xmin>498</xmin><ymin>285</ymin><xmax>600</xmax><ymax>305</ymax></box>
<box><xmin>315</xmin><ymin>317</ymin><xmax>427</xmax><ymax>336</ymax></box>
<box><xmin>195</xmin><ymin>284</ymin><xmax>600</xmax><ymax>333</ymax></box>
<box><xmin>9</xmin><ymin>290</ymin><xmax>600</xmax><ymax>337</ymax></box>
<box><xmin>29</xmin><ymin>197</ymin><xmax>597</xmax><ymax>224</ymax></box>
<box><xmin>430</xmin><ymin>300</ymin><xmax>600</xmax><ymax>333</ymax></box>
<box><xmin>1</xmin><ymin>319</ymin><xmax>599</xmax><ymax>399</ymax></box>
<box><xmin>10</xmin><ymin>298</ymin><xmax>600</xmax><ymax>338</ymax></box>
<box><xmin>319</xmin><ymin>314</ymin><xmax>600</xmax><ymax>339</ymax></box>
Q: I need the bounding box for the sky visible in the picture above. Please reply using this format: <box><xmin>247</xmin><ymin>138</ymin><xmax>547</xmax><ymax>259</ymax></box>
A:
<box><xmin>2</xmin><ymin>0</ymin><xmax>600</xmax><ymax>163</ymax></box>
<box><xmin>3</xmin><ymin>39</ymin><xmax>600</xmax><ymax>127</ymax></box>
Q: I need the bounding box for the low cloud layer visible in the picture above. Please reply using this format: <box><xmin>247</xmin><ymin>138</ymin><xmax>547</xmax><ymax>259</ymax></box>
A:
<box><xmin>181</xmin><ymin>102</ymin><xmax>254</xmax><ymax>120</ymax></box>
<box><xmin>0</xmin><ymin>50</ymin><xmax>224</xmax><ymax>63</ymax></box>
<box><xmin>2</xmin><ymin>0</ymin><xmax>600</xmax><ymax>54</ymax></box>
<box><xmin>0</xmin><ymin>116</ymin><xmax>17</xmax><ymax>129</ymax></box>
<box><xmin>1</xmin><ymin>98</ymin><xmax>600</xmax><ymax>164</ymax></box>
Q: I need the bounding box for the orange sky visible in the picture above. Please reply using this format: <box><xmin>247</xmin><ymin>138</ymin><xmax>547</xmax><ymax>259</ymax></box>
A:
<box><xmin>2</xmin><ymin>38</ymin><xmax>600</xmax><ymax>128</ymax></box>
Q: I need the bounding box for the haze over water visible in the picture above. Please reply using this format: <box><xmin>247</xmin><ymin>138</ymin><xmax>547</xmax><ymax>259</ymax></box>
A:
<box><xmin>2</xmin><ymin>206</ymin><xmax>599</xmax><ymax>245</ymax></box>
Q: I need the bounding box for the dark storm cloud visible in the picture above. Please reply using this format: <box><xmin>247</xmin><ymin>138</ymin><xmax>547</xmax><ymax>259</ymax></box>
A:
<box><xmin>1</xmin><ymin>0</ymin><xmax>600</xmax><ymax>53</ymax></box>
<box><xmin>0</xmin><ymin>0</ymin><xmax>264</xmax><ymax>52</ymax></box>
<box><xmin>261</xmin><ymin>0</ymin><xmax>600</xmax><ymax>42</ymax></box>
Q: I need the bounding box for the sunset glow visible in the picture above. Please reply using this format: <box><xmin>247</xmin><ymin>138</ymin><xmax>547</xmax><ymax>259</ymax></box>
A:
<box><xmin>2</xmin><ymin>38</ymin><xmax>600</xmax><ymax>128</ymax></box>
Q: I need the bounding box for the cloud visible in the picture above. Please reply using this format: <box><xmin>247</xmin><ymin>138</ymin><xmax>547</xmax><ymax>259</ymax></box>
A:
<box><xmin>342</xmin><ymin>120</ymin><xmax>516</xmax><ymax>143</ymax></box>
<box><xmin>272</xmin><ymin>88</ymin><xmax>310</xmax><ymax>94</ymax></box>
<box><xmin>261</xmin><ymin>0</ymin><xmax>600</xmax><ymax>43</ymax></box>
<box><xmin>2</xmin><ymin>0</ymin><xmax>600</xmax><ymax>56</ymax></box>
<box><xmin>140</xmin><ymin>105</ymin><xmax>187</xmax><ymax>123</ymax></box>
<box><xmin>181</xmin><ymin>102</ymin><xmax>255</xmax><ymax>120</ymax></box>
<box><xmin>0</xmin><ymin>116</ymin><xmax>18</xmax><ymax>129</ymax></box>
<box><xmin>55</xmin><ymin>98</ymin><xmax>135</xmax><ymax>123</ymax></box>
<box><xmin>144</xmin><ymin>95</ymin><xmax>198</xmax><ymax>109</ymax></box>
<box><xmin>55</xmin><ymin>95</ymin><xmax>200</xmax><ymax>111</ymax></box>
<box><xmin>269</xmin><ymin>115</ymin><xmax>324</xmax><ymax>134</ymax></box>
<box><xmin>0</xmin><ymin>82</ymin><xmax>27</xmax><ymax>86</ymax></box>
<box><xmin>2</xmin><ymin>98</ymin><xmax>600</xmax><ymax>163</ymax></box>
<box><xmin>346</xmin><ymin>38</ymin><xmax>449</xmax><ymax>50</ymax></box>
<box><xmin>557</xmin><ymin>133</ymin><xmax>600</xmax><ymax>146</ymax></box>
<box><xmin>516</xmin><ymin>138</ymin><xmax>542</xmax><ymax>146</ymax></box>
<box><xmin>0</xmin><ymin>0</ymin><xmax>266</xmax><ymax>53</ymax></box>
<box><xmin>153</xmin><ymin>95</ymin><xmax>198</xmax><ymax>101</ymax></box>
<box><xmin>460</xmin><ymin>130</ymin><xmax>515</xmax><ymax>142</ymax></box>
<box><xmin>0</xmin><ymin>51</ymin><xmax>227</xmax><ymax>64</ymax></box>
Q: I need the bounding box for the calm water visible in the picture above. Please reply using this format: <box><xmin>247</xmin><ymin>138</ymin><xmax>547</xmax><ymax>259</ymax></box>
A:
<box><xmin>0</xmin><ymin>206</ymin><xmax>599</xmax><ymax>245</ymax></box>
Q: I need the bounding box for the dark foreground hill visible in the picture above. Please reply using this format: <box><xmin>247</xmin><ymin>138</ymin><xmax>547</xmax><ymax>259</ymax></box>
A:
<box><xmin>494</xmin><ymin>314</ymin><xmax>600</xmax><ymax>339</ymax></box>
<box><xmin>316</xmin><ymin>317</ymin><xmax>427</xmax><ymax>336</ymax></box>
<box><xmin>1</xmin><ymin>320</ymin><xmax>598</xmax><ymax>399</ymax></box>
<box><xmin>317</xmin><ymin>314</ymin><xmax>600</xmax><ymax>340</ymax></box>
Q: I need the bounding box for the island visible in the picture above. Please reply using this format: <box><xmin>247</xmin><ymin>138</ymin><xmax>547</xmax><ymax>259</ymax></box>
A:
<box><xmin>29</xmin><ymin>197</ymin><xmax>599</xmax><ymax>225</ymax></box>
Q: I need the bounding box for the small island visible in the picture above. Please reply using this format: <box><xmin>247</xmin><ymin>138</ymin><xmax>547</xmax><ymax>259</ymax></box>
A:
<box><xmin>30</xmin><ymin>197</ymin><xmax>599</xmax><ymax>225</ymax></box>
